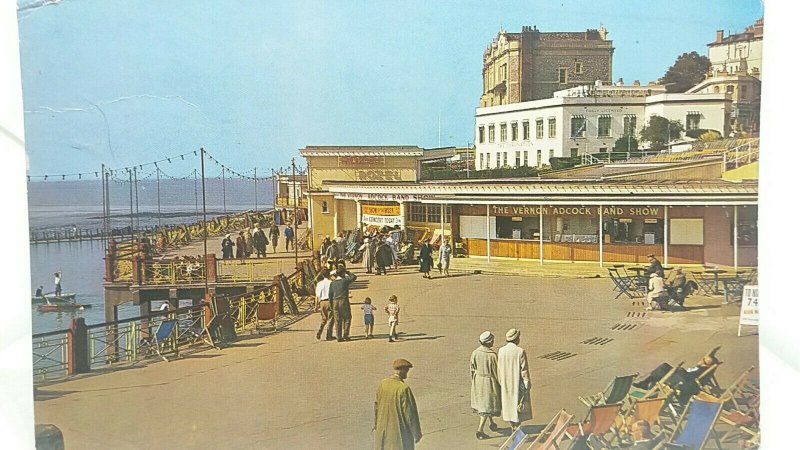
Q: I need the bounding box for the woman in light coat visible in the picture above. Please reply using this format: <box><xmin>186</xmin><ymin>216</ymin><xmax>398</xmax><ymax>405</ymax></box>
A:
<box><xmin>438</xmin><ymin>239</ymin><xmax>452</xmax><ymax>277</ymax></box>
<box><xmin>358</xmin><ymin>237</ymin><xmax>374</xmax><ymax>273</ymax></box>
<box><xmin>497</xmin><ymin>328</ymin><xmax>532</xmax><ymax>429</ymax></box>
<box><xmin>470</xmin><ymin>331</ymin><xmax>501</xmax><ymax>440</ymax></box>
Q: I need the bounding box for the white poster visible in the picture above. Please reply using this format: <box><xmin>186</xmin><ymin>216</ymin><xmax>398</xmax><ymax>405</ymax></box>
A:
<box><xmin>738</xmin><ymin>285</ymin><xmax>758</xmax><ymax>336</ymax></box>
<box><xmin>362</xmin><ymin>213</ymin><xmax>404</xmax><ymax>227</ymax></box>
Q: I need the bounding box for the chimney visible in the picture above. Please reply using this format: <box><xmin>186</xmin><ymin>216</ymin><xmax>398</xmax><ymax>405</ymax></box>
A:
<box><xmin>633</xmin><ymin>80</ymin><xmax>641</xmax><ymax>86</ymax></box>
<box><xmin>616</xmin><ymin>77</ymin><xmax>624</xmax><ymax>86</ymax></box>
<box><xmin>716</xmin><ymin>30</ymin><xmax>724</xmax><ymax>43</ymax></box>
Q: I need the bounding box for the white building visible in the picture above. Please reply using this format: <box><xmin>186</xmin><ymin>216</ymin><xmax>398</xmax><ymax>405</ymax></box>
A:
<box><xmin>475</xmin><ymin>82</ymin><xmax>731</xmax><ymax>169</ymax></box>
<box><xmin>707</xmin><ymin>18</ymin><xmax>763</xmax><ymax>79</ymax></box>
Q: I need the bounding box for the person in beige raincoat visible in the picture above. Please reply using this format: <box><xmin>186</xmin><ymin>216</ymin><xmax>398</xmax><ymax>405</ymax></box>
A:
<box><xmin>374</xmin><ymin>359</ymin><xmax>422</xmax><ymax>450</ymax></box>
<box><xmin>470</xmin><ymin>331</ymin><xmax>501</xmax><ymax>440</ymax></box>
<box><xmin>497</xmin><ymin>328</ymin><xmax>532</xmax><ymax>429</ymax></box>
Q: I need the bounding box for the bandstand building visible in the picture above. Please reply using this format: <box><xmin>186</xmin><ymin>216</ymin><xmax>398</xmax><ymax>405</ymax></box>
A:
<box><xmin>300</xmin><ymin>146</ymin><xmax>757</xmax><ymax>269</ymax></box>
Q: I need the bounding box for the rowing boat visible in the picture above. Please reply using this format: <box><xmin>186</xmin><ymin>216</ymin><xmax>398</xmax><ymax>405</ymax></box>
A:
<box><xmin>31</xmin><ymin>293</ymin><xmax>76</xmax><ymax>304</ymax></box>
<box><xmin>37</xmin><ymin>303</ymin><xmax>92</xmax><ymax>312</ymax></box>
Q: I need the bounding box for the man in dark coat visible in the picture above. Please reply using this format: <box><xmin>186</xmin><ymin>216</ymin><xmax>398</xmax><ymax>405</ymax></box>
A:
<box><xmin>667</xmin><ymin>267</ymin><xmax>688</xmax><ymax>306</ymax></box>
<box><xmin>328</xmin><ymin>265</ymin><xmax>357</xmax><ymax>342</ymax></box>
<box><xmin>418</xmin><ymin>240</ymin><xmax>434</xmax><ymax>279</ymax></box>
<box><xmin>269</xmin><ymin>223</ymin><xmax>280</xmax><ymax>253</ymax></box>
<box><xmin>644</xmin><ymin>254</ymin><xmax>665</xmax><ymax>278</ymax></box>
<box><xmin>252</xmin><ymin>226</ymin><xmax>267</xmax><ymax>258</ymax></box>
<box><xmin>375</xmin><ymin>238</ymin><xmax>394</xmax><ymax>275</ymax></box>
<box><xmin>221</xmin><ymin>234</ymin><xmax>234</xmax><ymax>259</ymax></box>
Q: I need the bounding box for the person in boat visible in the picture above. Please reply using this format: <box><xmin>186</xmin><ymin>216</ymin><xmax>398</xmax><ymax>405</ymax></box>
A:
<box><xmin>35</xmin><ymin>286</ymin><xmax>44</xmax><ymax>298</ymax></box>
<box><xmin>54</xmin><ymin>272</ymin><xmax>62</xmax><ymax>297</ymax></box>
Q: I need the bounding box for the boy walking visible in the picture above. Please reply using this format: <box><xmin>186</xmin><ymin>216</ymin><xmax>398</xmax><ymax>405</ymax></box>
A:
<box><xmin>384</xmin><ymin>295</ymin><xmax>400</xmax><ymax>342</ymax></box>
<box><xmin>361</xmin><ymin>297</ymin><xmax>375</xmax><ymax>338</ymax></box>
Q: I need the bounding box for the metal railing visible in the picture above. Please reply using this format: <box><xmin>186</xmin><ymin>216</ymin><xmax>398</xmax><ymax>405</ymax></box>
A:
<box><xmin>32</xmin><ymin>329</ymin><xmax>71</xmax><ymax>383</ymax></box>
<box><xmin>143</xmin><ymin>260</ymin><xmax>207</xmax><ymax>285</ymax></box>
<box><xmin>723</xmin><ymin>139</ymin><xmax>760</xmax><ymax>169</ymax></box>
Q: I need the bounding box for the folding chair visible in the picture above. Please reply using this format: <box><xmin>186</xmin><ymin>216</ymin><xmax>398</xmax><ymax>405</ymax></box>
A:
<box><xmin>662</xmin><ymin>396</ymin><xmax>724</xmax><ymax>450</ymax></box>
<box><xmin>608</xmin><ymin>268</ymin><xmax>637</xmax><ymax>299</ymax></box>
<box><xmin>706</xmin><ymin>365</ymin><xmax>756</xmax><ymax>410</ymax></box>
<box><xmin>177</xmin><ymin>313</ymin><xmax>220</xmax><ymax>350</ymax></box>
<box><xmin>524</xmin><ymin>409</ymin><xmax>574</xmax><ymax>450</ymax></box>
<box><xmin>564</xmin><ymin>402</ymin><xmax>623</xmax><ymax>447</ymax></box>
<box><xmin>140</xmin><ymin>319</ymin><xmax>177</xmax><ymax>362</ymax></box>
<box><xmin>695</xmin><ymin>363</ymin><xmax>722</xmax><ymax>396</ymax></box>
<box><xmin>694</xmin><ymin>392</ymin><xmax>759</xmax><ymax>445</ymax></box>
<box><xmin>498</xmin><ymin>427</ymin><xmax>529</xmax><ymax>450</ymax></box>
<box><xmin>578</xmin><ymin>373</ymin><xmax>638</xmax><ymax>407</ymax></box>
<box><xmin>690</xmin><ymin>272</ymin><xmax>717</xmax><ymax>296</ymax></box>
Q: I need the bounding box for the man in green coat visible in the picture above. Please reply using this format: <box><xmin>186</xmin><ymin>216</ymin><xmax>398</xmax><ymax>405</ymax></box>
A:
<box><xmin>374</xmin><ymin>359</ymin><xmax>422</xmax><ymax>450</ymax></box>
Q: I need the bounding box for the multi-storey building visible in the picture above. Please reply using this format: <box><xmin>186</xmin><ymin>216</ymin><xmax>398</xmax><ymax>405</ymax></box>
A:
<box><xmin>708</xmin><ymin>18</ymin><xmax>763</xmax><ymax>79</ymax></box>
<box><xmin>475</xmin><ymin>82</ymin><xmax>732</xmax><ymax>169</ymax></box>
<box><xmin>480</xmin><ymin>26</ymin><xmax>613</xmax><ymax>107</ymax></box>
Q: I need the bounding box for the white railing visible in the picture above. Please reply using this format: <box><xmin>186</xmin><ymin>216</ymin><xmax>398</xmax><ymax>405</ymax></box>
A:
<box><xmin>723</xmin><ymin>139</ymin><xmax>760</xmax><ymax>169</ymax></box>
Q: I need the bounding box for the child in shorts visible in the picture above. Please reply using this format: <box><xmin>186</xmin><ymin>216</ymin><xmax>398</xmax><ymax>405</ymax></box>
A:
<box><xmin>384</xmin><ymin>295</ymin><xmax>400</xmax><ymax>342</ymax></box>
<box><xmin>361</xmin><ymin>297</ymin><xmax>375</xmax><ymax>338</ymax></box>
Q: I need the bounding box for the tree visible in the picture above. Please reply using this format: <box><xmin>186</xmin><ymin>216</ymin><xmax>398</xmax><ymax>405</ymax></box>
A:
<box><xmin>659</xmin><ymin>51</ymin><xmax>711</xmax><ymax>93</ymax></box>
<box><xmin>639</xmin><ymin>115</ymin><xmax>684</xmax><ymax>151</ymax></box>
<box><xmin>613</xmin><ymin>135</ymin><xmax>639</xmax><ymax>154</ymax></box>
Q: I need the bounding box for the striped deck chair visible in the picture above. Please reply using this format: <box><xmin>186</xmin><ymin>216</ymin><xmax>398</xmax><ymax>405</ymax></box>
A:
<box><xmin>663</xmin><ymin>396</ymin><xmax>724</xmax><ymax>450</ymax></box>
<box><xmin>611</xmin><ymin>397</ymin><xmax>667</xmax><ymax>446</ymax></box>
<box><xmin>564</xmin><ymin>402</ymin><xmax>623</xmax><ymax>447</ymax></box>
<box><xmin>578</xmin><ymin>373</ymin><xmax>638</xmax><ymax>407</ymax></box>
<box><xmin>629</xmin><ymin>361</ymin><xmax>685</xmax><ymax>401</ymax></box>
<box><xmin>524</xmin><ymin>409</ymin><xmax>574</xmax><ymax>450</ymax></box>
<box><xmin>141</xmin><ymin>319</ymin><xmax>177</xmax><ymax>362</ymax></box>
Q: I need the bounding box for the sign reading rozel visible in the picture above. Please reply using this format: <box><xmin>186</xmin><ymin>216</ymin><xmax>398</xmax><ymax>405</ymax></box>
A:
<box><xmin>338</xmin><ymin>156</ymin><xmax>386</xmax><ymax>167</ymax></box>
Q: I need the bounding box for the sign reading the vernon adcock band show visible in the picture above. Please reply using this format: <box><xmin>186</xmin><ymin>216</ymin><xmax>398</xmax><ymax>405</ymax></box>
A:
<box><xmin>487</xmin><ymin>205</ymin><xmax>662</xmax><ymax>217</ymax></box>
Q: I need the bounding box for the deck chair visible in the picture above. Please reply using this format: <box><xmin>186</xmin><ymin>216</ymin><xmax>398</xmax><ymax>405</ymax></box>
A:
<box><xmin>662</xmin><ymin>396</ymin><xmax>724</xmax><ymax>450</ymax></box>
<box><xmin>176</xmin><ymin>313</ymin><xmax>220</xmax><ymax>350</ymax></box>
<box><xmin>140</xmin><ymin>319</ymin><xmax>177</xmax><ymax>362</ymax></box>
<box><xmin>695</xmin><ymin>363</ymin><xmax>722</xmax><ymax>396</ymax></box>
<box><xmin>694</xmin><ymin>392</ymin><xmax>759</xmax><ymax>445</ymax></box>
<box><xmin>524</xmin><ymin>409</ymin><xmax>574</xmax><ymax>450</ymax></box>
<box><xmin>498</xmin><ymin>427</ymin><xmax>529</xmax><ymax>450</ymax></box>
<box><xmin>710</xmin><ymin>365</ymin><xmax>756</xmax><ymax>410</ymax></box>
<box><xmin>611</xmin><ymin>397</ymin><xmax>667</xmax><ymax>446</ymax></box>
<box><xmin>578</xmin><ymin>373</ymin><xmax>638</xmax><ymax>407</ymax></box>
<box><xmin>629</xmin><ymin>362</ymin><xmax>685</xmax><ymax>401</ymax></box>
<box><xmin>564</xmin><ymin>402</ymin><xmax>623</xmax><ymax>447</ymax></box>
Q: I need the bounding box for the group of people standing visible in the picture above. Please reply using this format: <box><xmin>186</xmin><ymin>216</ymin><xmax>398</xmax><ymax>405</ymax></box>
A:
<box><xmin>470</xmin><ymin>328</ymin><xmax>533</xmax><ymax>440</ymax></box>
<box><xmin>220</xmin><ymin>223</ymin><xmax>296</xmax><ymax>259</ymax></box>
<box><xmin>314</xmin><ymin>264</ymin><xmax>358</xmax><ymax>342</ymax></box>
<box><xmin>358</xmin><ymin>234</ymin><xmax>397</xmax><ymax>275</ymax></box>
<box><xmin>417</xmin><ymin>238</ymin><xmax>452</xmax><ymax>278</ymax></box>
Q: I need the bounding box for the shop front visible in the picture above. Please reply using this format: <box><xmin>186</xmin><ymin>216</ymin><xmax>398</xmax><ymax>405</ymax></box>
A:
<box><xmin>455</xmin><ymin>204</ymin><xmax>755</xmax><ymax>266</ymax></box>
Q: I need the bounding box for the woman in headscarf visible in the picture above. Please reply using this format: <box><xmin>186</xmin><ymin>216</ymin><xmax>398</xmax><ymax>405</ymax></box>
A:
<box><xmin>438</xmin><ymin>239</ymin><xmax>452</xmax><ymax>277</ymax></box>
<box><xmin>471</xmin><ymin>331</ymin><xmax>501</xmax><ymax>440</ymax></box>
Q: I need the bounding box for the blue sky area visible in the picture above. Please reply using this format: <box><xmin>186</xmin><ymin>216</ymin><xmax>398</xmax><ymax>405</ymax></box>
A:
<box><xmin>17</xmin><ymin>0</ymin><xmax>764</xmax><ymax>177</ymax></box>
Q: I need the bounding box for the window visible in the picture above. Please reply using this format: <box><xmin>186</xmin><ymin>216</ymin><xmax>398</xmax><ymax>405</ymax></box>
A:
<box><xmin>726</xmin><ymin>85</ymin><xmax>734</xmax><ymax>94</ymax></box>
<box><xmin>536</xmin><ymin>150</ymin><xmax>542</xmax><ymax>167</ymax></box>
<box><xmin>500</xmin><ymin>123</ymin><xmax>507</xmax><ymax>142</ymax></box>
<box><xmin>570</xmin><ymin>116</ymin><xmax>587</xmax><ymax>138</ymax></box>
<box><xmin>488</xmin><ymin>125</ymin><xmax>495</xmax><ymax>143</ymax></box>
<box><xmin>522</xmin><ymin>121</ymin><xmax>530</xmax><ymax>140</ymax></box>
<box><xmin>503</xmin><ymin>152</ymin><xmax>508</xmax><ymax>167</ymax></box>
<box><xmin>409</xmin><ymin>204</ymin><xmax>451</xmax><ymax>223</ymax></box>
<box><xmin>598</xmin><ymin>115</ymin><xmax>612</xmax><ymax>137</ymax></box>
<box><xmin>623</xmin><ymin>115</ymin><xmax>637</xmax><ymax>136</ymax></box>
<box><xmin>478</xmin><ymin>126</ymin><xmax>485</xmax><ymax>144</ymax></box>
<box><xmin>500</xmin><ymin>63</ymin><xmax>507</xmax><ymax>81</ymax></box>
<box><xmin>487</xmin><ymin>153</ymin><xmax>491</xmax><ymax>168</ymax></box>
<box><xmin>570</xmin><ymin>148</ymin><xmax>579</xmax><ymax>157</ymax></box>
<box><xmin>548</xmin><ymin>118</ymin><xmax>557</xmax><ymax>138</ymax></box>
<box><xmin>606</xmin><ymin>218</ymin><xmax>666</xmax><ymax>244</ymax></box>
<box><xmin>599</xmin><ymin>147</ymin><xmax>608</xmax><ymax>153</ymax></box>
<box><xmin>686</xmin><ymin>113</ymin><xmax>701</xmax><ymax>131</ymax></box>
<box><xmin>321</xmin><ymin>201</ymin><xmax>329</xmax><ymax>214</ymax></box>
<box><xmin>523</xmin><ymin>150</ymin><xmax>529</xmax><ymax>166</ymax></box>
<box><xmin>536</xmin><ymin>119</ymin><xmax>544</xmax><ymax>139</ymax></box>
<box><xmin>511</xmin><ymin>122</ymin><xmax>518</xmax><ymax>141</ymax></box>
<box><xmin>740</xmin><ymin>85</ymin><xmax>748</xmax><ymax>100</ymax></box>
<box><xmin>575</xmin><ymin>62</ymin><xmax>583</xmax><ymax>74</ymax></box>
<box><xmin>515</xmin><ymin>151</ymin><xmax>521</xmax><ymax>168</ymax></box>
<box><xmin>730</xmin><ymin>206</ymin><xmax>758</xmax><ymax>246</ymax></box>
<box><xmin>479</xmin><ymin>153</ymin><xmax>484</xmax><ymax>169</ymax></box>
<box><xmin>558</xmin><ymin>68</ymin><xmax>568</xmax><ymax>84</ymax></box>
<box><xmin>549</xmin><ymin>149</ymin><xmax>554</xmax><ymax>161</ymax></box>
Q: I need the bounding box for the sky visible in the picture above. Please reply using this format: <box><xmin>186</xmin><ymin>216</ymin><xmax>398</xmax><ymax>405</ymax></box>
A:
<box><xmin>17</xmin><ymin>0</ymin><xmax>764</xmax><ymax>177</ymax></box>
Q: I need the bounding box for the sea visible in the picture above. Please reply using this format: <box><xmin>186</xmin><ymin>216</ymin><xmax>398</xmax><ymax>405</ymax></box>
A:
<box><xmin>28</xmin><ymin>177</ymin><xmax>274</xmax><ymax>335</ymax></box>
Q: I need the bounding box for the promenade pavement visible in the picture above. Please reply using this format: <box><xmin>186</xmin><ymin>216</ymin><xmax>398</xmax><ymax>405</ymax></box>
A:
<box><xmin>35</xmin><ymin>260</ymin><xmax>758</xmax><ymax>449</ymax></box>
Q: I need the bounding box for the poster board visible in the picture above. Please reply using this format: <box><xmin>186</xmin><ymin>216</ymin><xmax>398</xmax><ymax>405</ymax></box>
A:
<box><xmin>670</xmin><ymin>218</ymin><xmax>704</xmax><ymax>245</ymax></box>
<box><xmin>738</xmin><ymin>285</ymin><xmax>758</xmax><ymax>336</ymax></box>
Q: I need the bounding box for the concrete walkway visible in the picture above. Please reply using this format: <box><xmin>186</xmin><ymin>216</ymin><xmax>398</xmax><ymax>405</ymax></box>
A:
<box><xmin>35</xmin><ymin>266</ymin><xmax>758</xmax><ymax>449</ymax></box>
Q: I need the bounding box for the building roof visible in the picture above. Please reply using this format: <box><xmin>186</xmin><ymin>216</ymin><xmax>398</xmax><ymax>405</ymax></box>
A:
<box><xmin>299</xmin><ymin>146</ymin><xmax>424</xmax><ymax>157</ymax></box>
